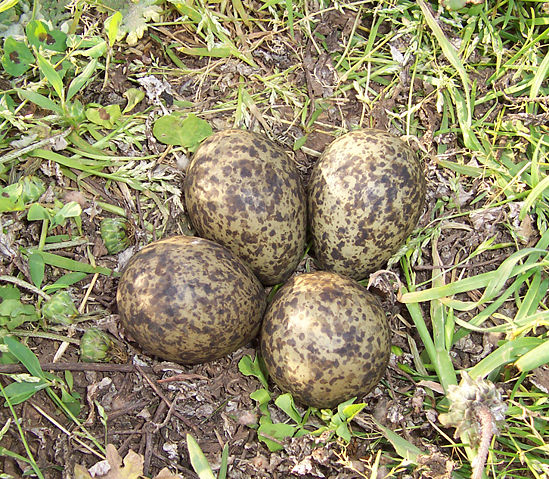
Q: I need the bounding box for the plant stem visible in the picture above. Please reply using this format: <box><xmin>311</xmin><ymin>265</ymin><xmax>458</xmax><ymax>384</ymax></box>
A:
<box><xmin>0</xmin><ymin>275</ymin><xmax>50</xmax><ymax>301</ymax></box>
<box><xmin>471</xmin><ymin>404</ymin><xmax>495</xmax><ymax>479</ymax></box>
<box><xmin>0</xmin><ymin>382</ymin><xmax>45</xmax><ymax>479</ymax></box>
<box><xmin>38</xmin><ymin>219</ymin><xmax>49</xmax><ymax>251</ymax></box>
<box><xmin>11</xmin><ymin>330</ymin><xmax>80</xmax><ymax>345</ymax></box>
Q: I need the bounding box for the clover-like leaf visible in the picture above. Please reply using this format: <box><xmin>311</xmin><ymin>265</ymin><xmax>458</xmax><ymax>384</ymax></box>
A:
<box><xmin>25</xmin><ymin>20</ymin><xmax>67</xmax><ymax>52</ymax></box>
<box><xmin>1</xmin><ymin>36</ymin><xmax>35</xmax><ymax>76</ymax></box>
<box><xmin>153</xmin><ymin>113</ymin><xmax>212</xmax><ymax>151</ymax></box>
<box><xmin>85</xmin><ymin>104</ymin><xmax>122</xmax><ymax>128</ymax></box>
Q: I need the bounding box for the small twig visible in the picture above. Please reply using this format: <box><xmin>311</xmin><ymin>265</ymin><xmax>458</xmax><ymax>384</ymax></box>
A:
<box><xmin>30</xmin><ymin>401</ymin><xmax>104</xmax><ymax>460</ymax></box>
<box><xmin>144</xmin><ymin>399</ymin><xmax>168</xmax><ymax>476</ymax></box>
<box><xmin>157</xmin><ymin>372</ymin><xmax>209</xmax><ymax>383</ymax></box>
<box><xmin>79</xmin><ymin>272</ymin><xmax>99</xmax><ymax>314</ymax></box>
<box><xmin>108</xmin><ymin>400</ymin><xmax>151</xmax><ymax>421</ymax></box>
<box><xmin>154</xmin><ymin>392</ymin><xmax>182</xmax><ymax>432</ymax></box>
<box><xmin>0</xmin><ymin>362</ymin><xmax>156</xmax><ymax>374</ymax></box>
<box><xmin>117</xmin><ymin>419</ymin><xmax>146</xmax><ymax>458</ymax></box>
<box><xmin>0</xmin><ymin>129</ymin><xmax>72</xmax><ymax>164</ymax></box>
<box><xmin>413</xmin><ymin>256</ymin><xmax>506</xmax><ymax>271</ymax></box>
<box><xmin>413</xmin><ymin>263</ymin><xmax>452</xmax><ymax>271</ymax></box>
<box><xmin>42</xmin><ymin>238</ymin><xmax>92</xmax><ymax>251</ymax></box>
<box><xmin>135</xmin><ymin>365</ymin><xmax>198</xmax><ymax>432</ymax></box>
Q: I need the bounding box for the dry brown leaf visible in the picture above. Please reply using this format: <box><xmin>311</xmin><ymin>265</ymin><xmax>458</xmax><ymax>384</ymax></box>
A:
<box><xmin>104</xmin><ymin>445</ymin><xmax>144</xmax><ymax>479</ymax></box>
<box><xmin>152</xmin><ymin>468</ymin><xmax>182</xmax><ymax>479</ymax></box>
<box><xmin>74</xmin><ymin>445</ymin><xmax>144</xmax><ymax>479</ymax></box>
<box><xmin>74</xmin><ymin>464</ymin><xmax>94</xmax><ymax>479</ymax></box>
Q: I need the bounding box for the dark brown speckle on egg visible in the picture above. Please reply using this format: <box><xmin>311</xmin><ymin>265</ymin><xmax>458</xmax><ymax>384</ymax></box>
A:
<box><xmin>260</xmin><ymin>271</ymin><xmax>391</xmax><ymax>408</ymax></box>
<box><xmin>116</xmin><ymin>236</ymin><xmax>267</xmax><ymax>364</ymax></box>
<box><xmin>184</xmin><ymin>129</ymin><xmax>307</xmax><ymax>286</ymax></box>
<box><xmin>308</xmin><ymin>129</ymin><xmax>426</xmax><ymax>280</ymax></box>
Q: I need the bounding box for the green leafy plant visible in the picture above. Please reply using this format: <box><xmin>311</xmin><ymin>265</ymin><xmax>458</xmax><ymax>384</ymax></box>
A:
<box><xmin>80</xmin><ymin>328</ymin><xmax>127</xmax><ymax>363</ymax></box>
<box><xmin>24</xmin><ymin>199</ymin><xmax>83</xmax><ymax>284</ymax></box>
<box><xmin>1</xmin><ymin>336</ymin><xmax>81</xmax><ymax>416</ymax></box>
<box><xmin>0</xmin><ymin>0</ymin><xmax>72</xmax><ymax>37</ymax></box>
<box><xmin>41</xmin><ymin>290</ymin><xmax>79</xmax><ymax>325</ymax></box>
<box><xmin>0</xmin><ymin>175</ymin><xmax>45</xmax><ymax>212</ymax></box>
<box><xmin>238</xmin><ymin>354</ymin><xmax>367</xmax><ymax>452</ymax></box>
<box><xmin>92</xmin><ymin>0</ymin><xmax>162</xmax><ymax>46</ymax></box>
<box><xmin>153</xmin><ymin>113</ymin><xmax>213</xmax><ymax>151</ymax></box>
<box><xmin>314</xmin><ymin>399</ymin><xmax>367</xmax><ymax>443</ymax></box>
<box><xmin>441</xmin><ymin>0</ymin><xmax>483</xmax><ymax>11</ymax></box>
<box><xmin>0</xmin><ymin>285</ymin><xmax>39</xmax><ymax>331</ymax></box>
<box><xmin>100</xmin><ymin>217</ymin><xmax>130</xmax><ymax>254</ymax></box>
<box><xmin>0</xmin><ymin>17</ymin><xmax>105</xmax><ymax>130</ymax></box>
<box><xmin>1</xmin><ymin>36</ymin><xmax>35</xmax><ymax>75</ymax></box>
<box><xmin>167</xmin><ymin>0</ymin><xmax>256</xmax><ymax>66</ymax></box>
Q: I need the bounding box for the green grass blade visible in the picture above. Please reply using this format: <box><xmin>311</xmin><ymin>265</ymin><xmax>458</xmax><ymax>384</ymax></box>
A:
<box><xmin>0</xmin><ymin>382</ymin><xmax>46</xmax><ymax>479</ymax></box>
<box><xmin>218</xmin><ymin>442</ymin><xmax>229</xmax><ymax>479</ymax></box>
<box><xmin>520</xmin><ymin>175</ymin><xmax>549</xmax><ymax>221</ymax></box>
<box><xmin>30</xmin><ymin>149</ymin><xmax>144</xmax><ymax>190</ymax></box>
<box><xmin>417</xmin><ymin>0</ymin><xmax>480</xmax><ymax>152</ymax></box>
<box><xmin>186</xmin><ymin>434</ymin><xmax>216</xmax><ymax>479</ymax></box>
<box><xmin>285</xmin><ymin>0</ymin><xmax>294</xmax><ymax>38</ymax></box>
<box><xmin>437</xmin><ymin>159</ymin><xmax>484</xmax><ymax>178</ymax></box>
<box><xmin>35</xmin><ymin>53</ymin><xmax>64</xmax><ymax>102</ymax></box>
<box><xmin>448</xmin><ymin>85</ymin><xmax>482</xmax><ymax>151</ymax></box>
<box><xmin>181</xmin><ymin>46</ymin><xmax>232</xmax><ymax>58</ymax></box>
<box><xmin>405</xmin><ymin>299</ymin><xmax>457</xmax><ymax>391</ymax></box>
<box><xmin>16</xmin><ymin>88</ymin><xmax>63</xmax><ymax>115</ymax></box>
<box><xmin>468</xmin><ymin>337</ymin><xmax>544</xmax><ymax>379</ymax></box>
<box><xmin>515</xmin><ymin>340</ymin><xmax>549</xmax><ymax>373</ymax></box>
<box><xmin>0</xmin><ymin>0</ymin><xmax>19</xmax><ymax>14</ymax></box>
<box><xmin>231</xmin><ymin>0</ymin><xmax>250</xmax><ymax>26</ymax></box>
<box><xmin>482</xmin><ymin>248</ymin><xmax>547</xmax><ymax>300</ymax></box>
<box><xmin>400</xmin><ymin>248</ymin><xmax>548</xmax><ymax>305</ymax></box>
<box><xmin>66</xmin><ymin>59</ymin><xmax>98</xmax><ymax>102</ymax></box>
<box><xmin>30</xmin><ymin>250</ymin><xmax>111</xmax><ymax>276</ymax></box>
<box><xmin>513</xmin><ymin>273</ymin><xmax>547</xmax><ymax>324</ymax></box>
<box><xmin>371</xmin><ymin>417</ymin><xmax>423</xmax><ymax>462</ymax></box>
<box><xmin>530</xmin><ymin>50</ymin><xmax>549</xmax><ymax>99</ymax></box>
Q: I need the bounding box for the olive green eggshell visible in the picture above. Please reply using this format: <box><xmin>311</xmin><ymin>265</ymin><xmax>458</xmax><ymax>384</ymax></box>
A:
<box><xmin>184</xmin><ymin>129</ymin><xmax>307</xmax><ymax>286</ymax></box>
<box><xmin>116</xmin><ymin>236</ymin><xmax>267</xmax><ymax>364</ymax></box>
<box><xmin>308</xmin><ymin>129</ymin><xmax>426</xmax><ymax>280</ymax></box>
<box><xmin>260</xmin><ymin>271</ymin><xmax>391</xmax><ymax>408</ymax></box>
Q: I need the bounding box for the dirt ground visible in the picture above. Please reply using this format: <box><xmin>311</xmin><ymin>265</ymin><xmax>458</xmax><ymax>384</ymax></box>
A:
<box><xmin>0</xmin><ymin>6</ymin><xmax>539</xmax><ymax>479</ymax></box>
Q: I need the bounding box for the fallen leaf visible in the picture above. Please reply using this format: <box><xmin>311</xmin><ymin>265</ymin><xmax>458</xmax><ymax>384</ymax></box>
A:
<box><xmin>153</xmin><ymin>468</ymin><xmax>182</xmax><ymax>479</ymax></box>
<box><xmin>74</xmin><ymin>464</ymin><xmax>93</xmax><ymax>479</ymax></box>
<box><xmin>104</xmin><ymin>445</ymin><xmax>143</xmax><ymax>479</ymax></box>
<box><xmin>74</xmin><ymin>445</ymin><xmax>144</xmax><ymax>479</ymax></box>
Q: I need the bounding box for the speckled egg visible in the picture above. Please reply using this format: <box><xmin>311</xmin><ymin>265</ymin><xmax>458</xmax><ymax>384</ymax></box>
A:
<box><xmin>116</xmin><ymin>236</ymin><xmax>267</xmax><ymax>364</ymax></box>
<box><xmin>308</xmin><ymin>129</ymin><xmax>426</xmax><ymax>280</ymax></box>
<box><xmin>184</xmin><ymin>129</ymin><xmax>307</xmax><ymax>286</ymax></box>
<box><xmin>260</xmin><ymin>271</ymin><xmax>391</xmax><ymax>408</ymax></box>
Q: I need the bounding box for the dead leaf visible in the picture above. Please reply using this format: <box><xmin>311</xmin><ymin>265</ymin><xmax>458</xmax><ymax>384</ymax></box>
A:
<box><xmin>104</xmin><ymin>445</ymin><xmax>143</xmax><ymax>479</ymax></box>
<box><xmin>152</xmin><ymin>468</ymin><xmax>182</xmax><ymax>479</ymax></box>
<box><xmin>74</xmin><ymin>464</ymin><xmax>94</xmax><ymax>479</ymax></box>
<box><xmin>75</xmin><ymin>445</ymin><xmax>144</xmax><ymax>479</ymax></box>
